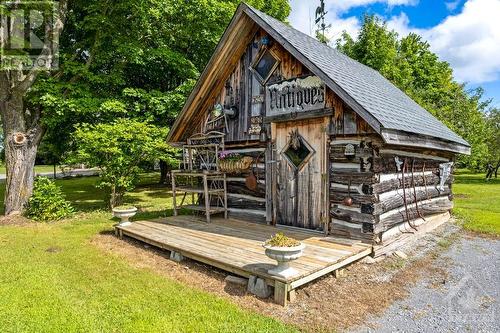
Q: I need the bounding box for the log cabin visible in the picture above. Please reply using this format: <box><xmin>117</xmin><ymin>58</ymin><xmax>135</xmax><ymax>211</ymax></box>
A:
<box><xmin>115</xmin><ymin>3</ymin><xmax>471</xmax><ymax>305</ymax></box>
<box><xmin>166</xmin><ymin>3</ymin><xmax>469</xmax><ymax>254</ymax></box>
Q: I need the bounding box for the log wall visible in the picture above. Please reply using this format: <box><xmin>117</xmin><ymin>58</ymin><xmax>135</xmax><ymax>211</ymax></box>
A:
<box><xmin>329</xmin><ymin>111</ymin><xmax>455</xmax><ymax>244</ymax></box>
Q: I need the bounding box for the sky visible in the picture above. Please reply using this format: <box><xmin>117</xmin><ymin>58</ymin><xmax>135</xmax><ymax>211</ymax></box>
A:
<box><xmin>288</xmin><ymin>0</ymin><xmax>500</xmax><ymax>108</ymax></box>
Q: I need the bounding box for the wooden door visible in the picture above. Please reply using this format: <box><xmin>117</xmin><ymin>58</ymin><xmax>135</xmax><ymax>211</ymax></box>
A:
<box><xmin>272</xmin><ymin>117</ymin><xmax>329</xmax><ymax>231</ymax></box>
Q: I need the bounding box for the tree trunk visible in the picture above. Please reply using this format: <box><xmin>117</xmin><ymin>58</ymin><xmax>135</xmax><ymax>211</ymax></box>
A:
<box><xmin>109</xmin><ymin>186</ymin><xmax>124</xmax><ymax>208</ymax></box>
<box><xmin>495</xmin><ymin>160</ymin><xmax>500</xmax><ymax>178</ymax></box>
<box><xmin>4</xmin><ymin>136</ymin><xmax>38</xmax><ymax>215</ymax></box>
<box><xmin>159</xmin><ymin>159</ymin><xmax>171</xmax><ymax>185</ymax></box>
<box><xmin>1</xmin><ymin>96</ymin><xmax>43</xmax><ymax>215</ymax></box>
<box><xmin>0</xmin><ymin>0</ymin><xmax>66</xmax><ymax>216</ymax></box>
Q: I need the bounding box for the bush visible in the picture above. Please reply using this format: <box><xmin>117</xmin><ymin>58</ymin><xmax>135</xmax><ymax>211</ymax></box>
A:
<box><xmin>68</xmin><ymin>119</ymin><xmax>177</xmax><ymax>207</ymax></box>
<box><xmin>24</xmin><ymin>177</ymin><xmax>74</xmax><ymax>221</ymax></box>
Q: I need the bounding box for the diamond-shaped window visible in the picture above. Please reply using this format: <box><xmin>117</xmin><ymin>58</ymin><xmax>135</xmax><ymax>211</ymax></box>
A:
<box><xmin>252</xmin><ymin>48</ymin><xmax>280</xmax><ymax>84</ymax></box>
<box><xmin>282</xmin><ymin>133</ymin><xmax>315</xmax><ymax>170</ymax></box>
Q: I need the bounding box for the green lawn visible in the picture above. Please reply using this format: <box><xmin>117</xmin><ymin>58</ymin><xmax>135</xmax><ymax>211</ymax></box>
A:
<box><xmin>0</xmin><ymin>170</ymin><xmax>496</xmax><ymax>332</ymax></box>
<box><xmin>0</xmin><ymin>164</ymin><xmax>56</xmax><ymax>175</ymax></box>
<box><xmin>0</xmin><ymin>175</ymin><xmax>295</xmax><ymax>333</ymax></box>
<box><xmin>453</xmin><ymin>169</ymin><xmax>500</xmax><ymax>236</ymax></box>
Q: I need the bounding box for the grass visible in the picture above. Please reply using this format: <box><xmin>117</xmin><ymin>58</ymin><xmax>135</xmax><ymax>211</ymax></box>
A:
<box><xmin>453</xmin><ymin>169</ymin><xmax>500</xmax><ymax>236</ymax></box>
<box><xmin>0</xmin><ymin>175</ymin><xmax>295</xmax><ymax>333</ymax></box>
<box><xmin>0</xmin><ymin>164</ymin><xmax>56</xmax><ymax>175</ymax></box>
<box><xmin>0</xmin><ymin>169</ymin><xmax>496</xmax><ymax>331</ymax></box>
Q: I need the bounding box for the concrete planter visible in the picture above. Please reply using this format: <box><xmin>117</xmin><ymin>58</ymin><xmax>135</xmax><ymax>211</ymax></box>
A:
<box><xmin>263</xmin><ymin>243</ymin><xmax>305</xmax><ymax>278</ymax></box>
<box><xmin>112</xmin><ymin>206</ymin><xmax>137</xmax><ymax>226</ymax></box>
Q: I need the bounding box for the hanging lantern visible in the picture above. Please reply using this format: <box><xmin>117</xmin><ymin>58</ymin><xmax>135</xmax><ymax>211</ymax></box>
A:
<box><xmin>259</xmin><ymin>129</ymin><xmax>267</xmax><ymax>142</ymax></box>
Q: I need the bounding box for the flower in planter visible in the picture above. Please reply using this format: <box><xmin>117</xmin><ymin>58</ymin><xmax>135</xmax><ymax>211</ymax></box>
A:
<box><xmin>219</xmin><ymin>151</ymin><xmax>242</xmax><ymax>161</ymax></box>
<box><xmin>265</xmin><ymin>233</ymin><xmax>301</xmax><ymax>247</ymax></box>
<box><xmin>263</xmin><ymin>233</ymin><xmax>305</xmax><ymax>278</ymax></box>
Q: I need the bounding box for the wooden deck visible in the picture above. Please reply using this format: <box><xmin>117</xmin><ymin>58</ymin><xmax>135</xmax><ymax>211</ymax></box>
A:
<box><xmin>115</xmin><ymin>216</ymin><xmax>372</xmax><ymax>305</ymax></box>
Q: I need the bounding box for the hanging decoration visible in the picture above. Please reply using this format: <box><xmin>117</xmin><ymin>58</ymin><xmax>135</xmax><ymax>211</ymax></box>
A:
<box><xmin>394</xmin><ymin>156</ymin><xmax>403</xmax><ymax>172</ymax></box>
<box><xmin>248</xmin><ymin>116</ymin><xmax>263</xmax><ymax>135</ymax></box>
<box><xmin>344</xmin><ymin>144</ymin><xmax>355</xmax><ymax>157</ymax></box>
<box><xmin>439</xmin><ymin>162</ymin><xmax>453</xmax><ymax>192</ymax></box>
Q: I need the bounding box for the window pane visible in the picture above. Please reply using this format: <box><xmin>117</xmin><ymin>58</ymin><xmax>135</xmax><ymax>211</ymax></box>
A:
<box><xmin>254</xmin><ymin>50</ymin><xmax>278</xmax><ymax>81</ymax></box>
<box><xmin>284</xmin><ymin>137</ymin><xmax>313</xmax><ymax>169</ymax></box>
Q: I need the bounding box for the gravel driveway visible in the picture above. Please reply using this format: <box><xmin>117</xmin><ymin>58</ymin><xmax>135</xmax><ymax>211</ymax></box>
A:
<box><xmin>352</xmin><ymin>235</ymin><xmax>500</xmax><ymax>333</ymax></box>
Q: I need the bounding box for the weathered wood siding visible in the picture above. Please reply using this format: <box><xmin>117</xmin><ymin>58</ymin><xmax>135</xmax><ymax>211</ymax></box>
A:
<box><xmin>273</xmin><ymin>117</ymin><xmax>329</xmax><ymax>231</ymax></box>
<box><xmin>203</xmin><ymin>29</ymin><xmax>311</xmax><ymax>143</ymax></box>
<box><xmin>191</xmin><ymin>27</ymin><xmax>455</xmax><ymax>242</ymax></box>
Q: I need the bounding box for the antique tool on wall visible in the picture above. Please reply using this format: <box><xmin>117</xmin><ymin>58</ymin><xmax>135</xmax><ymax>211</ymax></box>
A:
<box><xmin>400</xmin><ymin>158</ymin><xmax>417</xmax><ymax>231</ymax></box>
<box><xmin>343</xmin><ymin>177</ymin><xmax>353</xmax><ymax>206</ymax></box>
<box><xmin>245</xmin><ymin>153</ymin><xmax>262</xmax><ymax>191</ymax></box>
<box><xmin>410</xmin><ymin>159</ymin><xmax>425</xmax><ymax>221</ymax></box>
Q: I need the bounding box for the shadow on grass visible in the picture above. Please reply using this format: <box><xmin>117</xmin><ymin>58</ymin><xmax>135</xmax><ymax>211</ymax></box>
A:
<box><xmin>454</xmin><ymin>171</ymin><xmax>500</xmax><ymax>185</ymax></box>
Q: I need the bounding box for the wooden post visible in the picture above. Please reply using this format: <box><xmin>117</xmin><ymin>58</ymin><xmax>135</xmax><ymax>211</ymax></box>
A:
<box><xmin>274</xmin><ymin>281</ymin><xmax>288</xmax><ymax>306</ymax></box>
<box><xmin>172</xmin><ymin>172</ymin><xmax>178</xmax><ymax>216</ymax></box>
<box><xmin>223</xmin><ymin>173</ymin><xmax>228</xmax><ymax>219</ymax></box>
<box><xmin>203</xmin><ymin>174</ymin><xmax>210</xmax><ymax>223</ymax></box>
<box><xmin>265</xmin><ymin>137</ymin><xmax>273</xmax><ymax>225</ymax></box>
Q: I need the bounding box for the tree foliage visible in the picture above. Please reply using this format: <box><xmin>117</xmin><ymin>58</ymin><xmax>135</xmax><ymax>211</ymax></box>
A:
<box><xmin>30</xmin><ymin>0</ymin><xmax>290</xmax><ymax>166</ymax></box>
<box><xmin>69</xmin><ymin>119</ymin><xmax>177</xmax><ymax>207</ymax></box>
<box><xmin>337</xmin><ymin>15</ymin><xmax>492</xmax><ymax>170</ymax></box>
<box><xmin>486</xmin><ymin>108</ymin><xmax>500</xmax><ymax>172</ymax></box>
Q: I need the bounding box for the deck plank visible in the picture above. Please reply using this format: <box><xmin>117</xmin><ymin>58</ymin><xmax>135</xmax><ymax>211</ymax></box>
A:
<box><xmin>116</xmin><ymin>216</ymin><xmax>372</xmax><ymax>287</ymax></box>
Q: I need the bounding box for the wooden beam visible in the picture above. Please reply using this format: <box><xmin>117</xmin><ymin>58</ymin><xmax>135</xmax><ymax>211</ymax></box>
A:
<box><xmin>289</xmin><ymin>248</ymin><xmax>372</xmax><ymax>289</ymax></box>
<box><xmin>274</xmin><ymin>281</ymin><xmax>289</xmax><ymax>306</ymax></box>
<box><xmin>381</xmin><ymin>129</ymin><xmax>471</xmax><ymax>155</ymax></box>
<box><xmin>263</xmin><ymin>108</ymin><xmax>334</xmax><ymax>123</ymax></box>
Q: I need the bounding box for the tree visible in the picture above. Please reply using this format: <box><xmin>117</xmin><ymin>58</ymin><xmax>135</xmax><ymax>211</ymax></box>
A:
<box><xmin>69</xmin><ymin>119</ymin><xmax>177</xmax><ymax>207</ymax></box>
<box><xmin>1</xmin><ymin>0</ymin><xmax>290</xmax><ymax>215</ymax></box>
<box><xmin>486</xmin><ymin>108</ymin><xmax>500</xmax><ymax>177</ymax></box>
<box><xmin>0</xmin><ymin>0</ymin><xmax>68</xmax><ymax>215</ymax></box>
<box><xmin>337</xmin><ymin>16</ymin><xmax>491</xmax><ymax>170</ymax></box>
<box><xmin>33</xmin><ymin>0</ymin><xmax>291</xmax><ymax>176</ymax></box>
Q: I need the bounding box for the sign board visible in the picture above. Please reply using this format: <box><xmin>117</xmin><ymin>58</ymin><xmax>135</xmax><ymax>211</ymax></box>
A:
<box><xmin>266</xmin><ymin>76</ymin><xmax>326</xmax><ymax>117</ymax></box>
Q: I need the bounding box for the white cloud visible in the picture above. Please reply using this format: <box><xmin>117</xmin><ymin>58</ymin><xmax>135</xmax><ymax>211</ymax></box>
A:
<box><xmin>290</xmin><ymin>0</ymin><xmax>500</xmax><ymax>84</ymax></box>
<box><xmin>289</xmin><ymin>0</ymin><xmax>418</xmax><ymax>37</ymax></box>
<box><xmin>386</xmin><ymin>12</ymin><xmax>419</xmax><ymax>36</ymax></box>
<box><xmin>386</xmin><ymin>0</ymin><xmax>500</xmax><ymax>83</ymax></box>
<box><xmin>328</xmin><ymin>0</ymin><xmax>417</xmax><ymax>12</ymax></box>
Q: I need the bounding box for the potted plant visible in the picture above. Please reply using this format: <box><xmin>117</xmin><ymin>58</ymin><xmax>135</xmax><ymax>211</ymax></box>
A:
<box><xmin>218</xmin><ymin>151</ymin><xmax>253</xmax><ymax>173</ymax></box>
<box><xmin>112</xmin><ymin>205</ymin><xmax>137</xmax><ymax>226</ymax></box>
<box><xmin>263</xmin><ymin>233</ymin><xmax>305</xmax><ymax>278</ymax></box>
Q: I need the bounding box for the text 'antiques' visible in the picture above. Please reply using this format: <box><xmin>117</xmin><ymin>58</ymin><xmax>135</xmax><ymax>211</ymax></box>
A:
<box><xmin>266</xmin><ymin>76</ymin><xmax>325</xmax><ymax>117</ymax></box>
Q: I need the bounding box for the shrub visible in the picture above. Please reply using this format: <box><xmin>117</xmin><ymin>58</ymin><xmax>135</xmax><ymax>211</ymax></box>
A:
<box><xmin>24</xmin><ymin>177</ymin><xmax>74</xmax><ymax>221</ymax></box>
